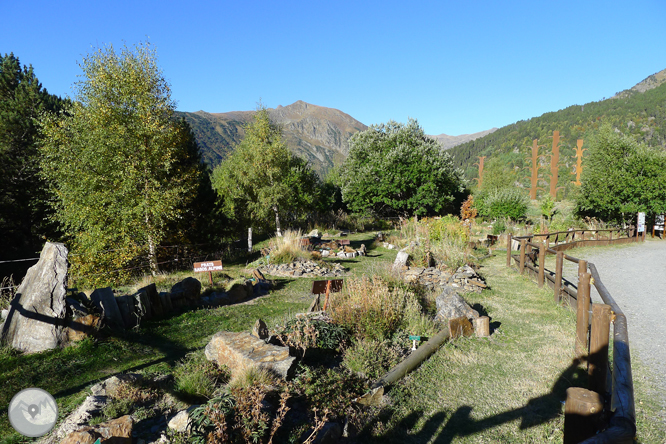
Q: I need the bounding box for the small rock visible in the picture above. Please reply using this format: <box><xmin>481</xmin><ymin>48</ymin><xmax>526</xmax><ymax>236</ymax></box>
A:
<box><xmin>252</xmin><ymin>319</ymin><xmax>269</xmax><ymax>339</ymax></box>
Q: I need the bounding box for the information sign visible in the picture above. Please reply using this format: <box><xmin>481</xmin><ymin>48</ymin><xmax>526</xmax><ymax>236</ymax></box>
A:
<box><xmin>637</xmin><ymin>212</ymin><xmax>645</xmax><ymax>233</ymax></box>
<box><xmin>193</xmin><ymin>260</ymin><xmax>223</xmax><ymax>272</ymax></box>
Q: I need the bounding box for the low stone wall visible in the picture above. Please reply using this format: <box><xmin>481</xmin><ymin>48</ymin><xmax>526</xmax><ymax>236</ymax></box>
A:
<box><xmin>258</xmin><ymin>261</ymin><xmax>346</xmax><ymax>278</ymax></box>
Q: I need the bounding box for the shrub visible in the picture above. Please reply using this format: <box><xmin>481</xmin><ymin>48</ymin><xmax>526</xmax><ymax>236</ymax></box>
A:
<box><xmin>277</xmin><ymin>315</ymin><xmax>349</xmax><ymax>356</ymax></box>
<box><xmin>342</xmin><ymin>338</ymin><xmax>405</xmax><ymax>380</ymax></box>
<box><xmin>491</xmin><ymin>219</ymin><xmax>507</xmax><ymax>235</ymax></box>
<box><xmin>481</xmin><ymin>188</ymin><xmax>528</xmax><ymax>221</ymax></box>
<box><xmin>291</xmin><ymin>365</ymin><xmax>367</xmax><ymax>418</ymax></box>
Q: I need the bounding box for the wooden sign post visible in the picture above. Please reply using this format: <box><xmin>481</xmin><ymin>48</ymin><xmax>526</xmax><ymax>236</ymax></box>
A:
<box><xmin>194</xmin><ymin>260</ymin><xmax>223</xmax><ymax>285</ymax></box>
<box><xmin>310</xmin><ymin>279</ymin><xmax>344</xmax><ymax>312</ymax></box>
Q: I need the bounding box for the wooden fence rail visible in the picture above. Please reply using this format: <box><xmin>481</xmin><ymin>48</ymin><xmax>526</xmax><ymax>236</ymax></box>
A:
<box><xmin>508</xmin><ymin>228</ymin><xmax>640</xmax><ymax>443</ymax></box>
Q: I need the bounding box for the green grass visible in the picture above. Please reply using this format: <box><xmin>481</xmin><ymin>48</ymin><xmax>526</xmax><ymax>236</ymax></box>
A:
<box><xmin>3</xmin><ymin>231</ymin><xmax>663</xmax><ymax>443</ymax></box>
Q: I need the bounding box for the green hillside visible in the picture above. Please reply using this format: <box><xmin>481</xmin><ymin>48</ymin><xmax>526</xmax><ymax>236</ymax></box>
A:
<box><xmin>450</xmin><ymin>71</ymin><xmax>666</xmax><ymax>187</ymax></box>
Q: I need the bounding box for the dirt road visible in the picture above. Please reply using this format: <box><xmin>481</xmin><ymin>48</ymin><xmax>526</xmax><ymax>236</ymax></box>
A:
<box><xmin>562</xmin><ymin>239</ymin><xmax>666</xmax><ymax>408</ymax></box>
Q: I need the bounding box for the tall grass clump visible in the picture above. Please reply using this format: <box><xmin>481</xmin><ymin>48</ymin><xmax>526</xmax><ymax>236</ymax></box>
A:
<box><xmin>174</xmin><ymin>351</ymin><xmax>229</xmax><ymax>402</ymax></box>
<box><xmin>399</xmin><ymin>216</ymin><xmax>472</xmax><ymax>269</ymax></box>
<box><xmin>330</xmin><ymin>276</ymin><xmax>435</xmax><ymax>341</ymax></box>
<box><xmin>267</xmin><ymin>230</ymin><xmax>312</xmax><ymax>264</ymax></box>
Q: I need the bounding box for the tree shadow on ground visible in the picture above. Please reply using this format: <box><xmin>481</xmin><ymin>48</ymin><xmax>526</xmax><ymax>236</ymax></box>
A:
<box><xmin>365</xmin><ymin>356</ymin><xmax>590</xmax><ymax>443</ymax></box>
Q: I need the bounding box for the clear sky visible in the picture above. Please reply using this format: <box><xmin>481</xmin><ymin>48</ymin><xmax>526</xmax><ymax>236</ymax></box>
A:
<box><xmin>3</xmin><ymin>0</ymin><xmax>665</xmax><ymax>135</ymax></box>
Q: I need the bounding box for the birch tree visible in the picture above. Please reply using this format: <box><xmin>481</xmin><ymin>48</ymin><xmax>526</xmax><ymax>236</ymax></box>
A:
<box><xmin>40</xmin><ymin>42</ymin><xmax>199</xmax><ymax>284</ymax></box>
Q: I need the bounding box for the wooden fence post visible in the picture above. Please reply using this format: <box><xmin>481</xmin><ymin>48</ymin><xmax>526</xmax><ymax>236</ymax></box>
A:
<box><xmin>576</xmin><ymin>271</ymin><xmax>591</xmax><ymax>357</ymax></box>
<box><xmin>564</xmin><ymin>387</ymin><xmax>604</xmax><ymax>444</ymax></box>
<box><xmin>248</xmin><ymin>228</ymin><xmax>253</xmax><ymax>253</ymax></box>
<box><xmin>538</xmin><ymin>241</ymin><xmax>546</xmax><ymax>287</ymax></box>
<box><xmin>519</xmin><ymin>239</ymin><xmax>526</xmax><ymax>275</ymax></box>
<box><xmin>589</xmin><ymin>303</ymin><xmax>612</xmax><ymax>394</ymax></box>
<box><xmin>554</xmin><ymin>251</ymin><xmax>564</xmax><ymax>303</ymax></box>
<box><xmin>578</xmin><ymin>259</ymin><xmax>587</xmax><ymax>276</ymax></box>
<box><xmin>506</xmin><ymin>233</ymin><xmax>512</xmax><ymax>267</ymax></box>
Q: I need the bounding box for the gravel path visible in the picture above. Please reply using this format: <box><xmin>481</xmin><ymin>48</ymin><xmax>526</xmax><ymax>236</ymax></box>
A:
<box><xmin>562</xmin><ymin>240</ymin><xmax>666</xmax><ymax>408</ymax></box>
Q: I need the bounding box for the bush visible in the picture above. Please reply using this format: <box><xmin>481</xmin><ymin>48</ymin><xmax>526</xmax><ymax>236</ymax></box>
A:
<box><xmin>277</xmin><ymin>315</ymin><xmax>349</xmax><ymax>357</ymax></box>
<box><xmin>481</xmin><ymin>188</ymin><xmax>528</xmax><ymax>221</ymax></box>
<box><xmin>342</xmin><ymin>338</ymin><xmax>405</xmax><ymax>380</ymax></box>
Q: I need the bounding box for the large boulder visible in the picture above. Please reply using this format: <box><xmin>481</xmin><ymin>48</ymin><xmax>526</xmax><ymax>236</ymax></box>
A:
<box><xmin>434</xmin><ymin>287</ymin><xmax>479</xmax><ymax>323</ymax></box>
<box><xmin>171</xmin><ymin>277</ymin><xmax>201</xmax><ymax>301</ymax></box>
<box><xmin>205</xmin><ymin>331</ymin><xmax>296</xmax><ymax>379</ymax></box>
<box><xmin>1</xmin><ymin>242</ymin><xmax>69</xmax><ymax>353</ymax></box>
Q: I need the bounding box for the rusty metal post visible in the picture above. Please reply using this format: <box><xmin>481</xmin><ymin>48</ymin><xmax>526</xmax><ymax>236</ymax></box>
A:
<box><xmin>519</xmin><ymin>239</ymin><xmax>526</xmax><ymax>275</ymax></box>
<box><xmin>538</xmin><ymin>241</ymin><xmax>546</xmax><ymax>287</ymax></box>
<box><xmin>576</xmin><ymin>271</ymin><xmax>591</xmax><ymax>357</ymax></box>
<box><xmin>506</xmin><ymin>233</ymin><xmax>512</xmax><ymax>267</ymax></box>
<box><xmin>322</xmin><ymin>280</ymin><xmax>332</xmax><ymax>311</ymax></box>
<box><xmin>589</xmin><ymin>303</ymin><xmax>612</xmax><ymax>394</ymax></box>
<box><xmin>554</xmin><ymin>251</ymin><xmax>564</xmax><ymax>303</ymax></box>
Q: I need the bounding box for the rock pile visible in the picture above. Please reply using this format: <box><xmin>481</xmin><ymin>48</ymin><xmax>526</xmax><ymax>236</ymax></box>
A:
<box><xmin>401</xmin><ymin>264</ymin><xmax>487</xmax><ymax>293</ymax></box>
<box><xmin>258</xmin><ymin>261</ymin><xmax>346</xmax><ymax>278</ymax></box>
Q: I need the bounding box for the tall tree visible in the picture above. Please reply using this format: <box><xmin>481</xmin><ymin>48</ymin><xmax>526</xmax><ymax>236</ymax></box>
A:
<box><xmin>39</xmin><ymin>43</ymin><xmax>200</xmax><ymax>284</ymax></box>
<box><xmin>211</xmin><ymin>107</ymin><xmax>320</xmax><ymax>235</ymax></box>
<box><xmin>0</xmin><ymin>53</ymin><xmax>63</xmax><ymax>258</ymax></box>
<box><xmin>576</xmin><ymin>124</ymin><xmax>666</xmax><ymax>225</ymax></box>
<box><xmin>339</xmin><ymin>119</ymin><xmax>466</xmax><ymax>217</ymax></box>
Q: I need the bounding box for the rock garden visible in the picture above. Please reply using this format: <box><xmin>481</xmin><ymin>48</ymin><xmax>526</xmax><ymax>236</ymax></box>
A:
<box><xmin>1</xmin><ymin>220</ymin><xmax>497</xmax><ymax>444</ymax></box>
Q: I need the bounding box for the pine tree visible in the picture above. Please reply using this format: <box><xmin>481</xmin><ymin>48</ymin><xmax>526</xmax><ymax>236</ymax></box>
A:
<box><xmin>0</xmin><ymin>53</ymin><xmax>63</xmax><ymax>257</ymax></box>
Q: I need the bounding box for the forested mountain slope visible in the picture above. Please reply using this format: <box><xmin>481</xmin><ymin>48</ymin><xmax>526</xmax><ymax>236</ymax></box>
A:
<box><xmin>450</xmin><ymin>68</ymin><xmax>666</xmax><ymax>179</ymax></box>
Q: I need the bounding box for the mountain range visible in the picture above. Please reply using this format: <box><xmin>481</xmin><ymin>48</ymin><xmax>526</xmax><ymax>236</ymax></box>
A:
<box><xmin>178</xmin><ymin>67</ymin><xmax>666</xmax><ymax>180</ymax></box>
<box><xmin>177</xmin><ymin>101</ymin><xmax>496</xmax><ymax>177</ymax></box>
<box><xmin>176</xmin><ymin>101</ymin><xmax>368</xmax><ymax>177</ymax></box>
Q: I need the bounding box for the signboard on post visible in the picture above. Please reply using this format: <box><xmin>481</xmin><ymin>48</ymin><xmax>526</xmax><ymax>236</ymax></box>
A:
<box><xmin>310</xmin><ymin>279</ymin><xmax>344</xmax><ymax>312</ymax></box>
<box><xmin>637</xmin><ymin>212</ymin><xmax>645</xmax><ymax>233</ymax></box>
<box><xmin>194</xmin><ymin>260</ymin><xmax>223</xmax><ymax>285</ymax></box>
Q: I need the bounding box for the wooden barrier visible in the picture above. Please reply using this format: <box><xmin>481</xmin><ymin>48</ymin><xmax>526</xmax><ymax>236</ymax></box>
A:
<box><xmin>508</xmin><ymin>228</ymin><xmax>639</xmax><ymax>442</ymax></box>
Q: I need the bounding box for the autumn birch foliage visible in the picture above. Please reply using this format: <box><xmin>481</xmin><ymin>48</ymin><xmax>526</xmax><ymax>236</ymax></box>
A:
<box><xmin>39</xmin><ymin>42</ymin><xmax>199</xmax><ymax>284</ymax></box>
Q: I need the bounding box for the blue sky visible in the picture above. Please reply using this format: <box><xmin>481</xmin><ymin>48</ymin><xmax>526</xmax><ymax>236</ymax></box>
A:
<box><xmin>3</xmin><ymin>0</ymin><xmax>665</xmax><ymax>135</ymax></box>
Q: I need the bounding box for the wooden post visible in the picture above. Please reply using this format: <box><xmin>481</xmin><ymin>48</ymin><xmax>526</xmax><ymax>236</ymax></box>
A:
<box><xmin>595</xmin><ymin>230</ymin><xmax>600</xmax><ymax>241</ymax></box>
<box><xmin>589</xmin><ymin>303</ymin><xmax>612</xmax><ymax>395</ymax></box>
<box><xmin>538</xmin><ymin>241</ymin><xmax>546</xmax><ymax>287</ymax></box>
<box><xmin>322</xmin><ymin>280</ymin><xmax>332</xmax><ymax>311</ymax></box>
<box><xmin>506</xmin><ymin>233</ymin><xmax>512</xmax><ymax>267</ymax></box>
<box><xmin>554</xmin><ymin>251</ymin><xmax>564</xmax><ymax>303</ymax></box>
<box><xmin>578</xmin><ymin>259</ymin><xmax>587</xmax><ymax>276</ymax></box>
<box><xmin>248</xmin><ymin>228</ymin><xmax>253</xmax><ymax>253</ymax></box>
<box><xmin>519</xmin><ymin>239</ymin><xmax>526</xmax><ymax>275</ymax></box>
<box><xmin>576</xmin><ymin>271</ymin><xmax>591</xmax><ymax>357</ymax></box>
<box><xmin>564</xmin><ymin>387</ymin><xmax>604</xmax><ymax>444</ymax></box>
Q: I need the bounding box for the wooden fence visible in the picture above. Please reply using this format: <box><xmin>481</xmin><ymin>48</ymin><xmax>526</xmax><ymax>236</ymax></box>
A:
<box><xmin>507</xmin><ymin>228</ymin><xmax>640</xmax><ymax>443</ymax></box>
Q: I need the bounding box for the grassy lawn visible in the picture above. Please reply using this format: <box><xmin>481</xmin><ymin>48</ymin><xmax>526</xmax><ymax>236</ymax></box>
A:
<box><xmin>1</xmin><ymin>232</ymin><xmax>664</xmax><ymax>443</ymax></box>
